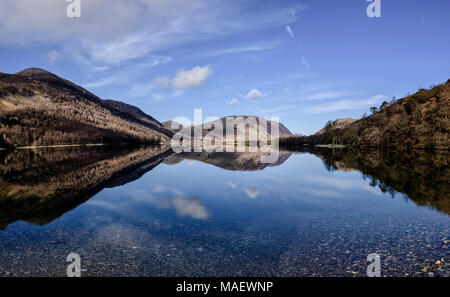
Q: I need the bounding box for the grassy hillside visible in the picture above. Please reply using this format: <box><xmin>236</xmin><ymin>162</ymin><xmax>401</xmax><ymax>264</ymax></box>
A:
<box><xmin>0</xmin><ymin>68</ymin><xmax>172</xmax><ymax>148</ymax></box>
<box><xmin>282</xmin><ymin>79</ymin><xmax>449</xmax><ymax>149</ymax></box>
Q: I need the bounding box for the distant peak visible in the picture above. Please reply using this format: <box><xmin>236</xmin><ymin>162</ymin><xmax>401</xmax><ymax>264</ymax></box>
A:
<box><xmin>16</xmin><ymin>67</ymin><xmax>53</xmax><ymax>75</ymax></box>
<box><xmin>15</xmin><ymin>68</ymin><xmax>60</xmax><ymax>79</ymax></box>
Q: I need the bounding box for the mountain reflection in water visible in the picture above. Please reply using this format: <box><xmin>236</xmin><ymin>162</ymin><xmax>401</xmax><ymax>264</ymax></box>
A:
<box><xmin>0</xmin><ymin>145</ymin><xmax>448</xmax><ymax>230</ymax></box>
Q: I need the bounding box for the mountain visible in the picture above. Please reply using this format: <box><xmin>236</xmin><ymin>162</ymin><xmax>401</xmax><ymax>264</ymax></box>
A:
<box><xmin>315</xmin><ymin>118</ymin><xmax>358</xmax><ymax>135</ymax></box>
<box><xmin>204</xmin><ymin>116</ymin><xmax>293</xmax><ymax>138</ymax></box>
<box><xmin>293</xmin><ymin>80</ymin><xmax>450</xmax><ymax>149</ymax></box>
<box><xmin>165</xmin><ymin>115</ymin><xmax>293</xmax><ymax>141</ymax></box>
<box><xmin>102</xmin><ymin>99</ymin><xmax>172</xmax><ymax>137</ymax></box>
<box><xmin>163</xmin><ymin>150</ymin><xmax>292</xmax><ymax>171</ymax></box>
<box><xmin>0</xmin><ymin>68</ymin><xmax>173</xmax><ymax>147</ymax></box>
<box><xmin>162</xmin><ymin>120</ymin><xmax>184</xmax><ymax>133</ymax></box>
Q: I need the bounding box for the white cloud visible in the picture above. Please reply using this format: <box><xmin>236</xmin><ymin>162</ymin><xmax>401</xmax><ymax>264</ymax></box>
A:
<box><xmin>0</xmin><ymin>1</ymin><xmax>305</xmax><ymax>67</ymax></box>
<box><xmin>172</xmin><ymin>198</ymin><xmax>209</xmax><ymax>220</ymax></box>
<box><xmin>301</xmin><ymin>56</ymin><xmax>310</xmax><ymax>69</ymax></box>
<box><xmin>154</xmin><ymin>65</ymin><xmax>213</xmax><ymax>89</ymax></box>
<box><xmin>172</xmin><ymin>65</ymin><xmax>214</xmax><ymax>89</ymax></box>
<box><xmin>243</xmin><ymin>187</ymin><xmax>260</xmax><ymax>199</ymax></box>
<box><xmin>286</xmin><ymin>25</ymin><xmax>294</xmax><ymax>38</ymax></box>
<box><xmin>246</xmin><ymin>89</ymin><xmax>263</xmax><ymax>100</ymax></box>
<box><xmin>226</xmin><ymin>98</ymin><xmax>239</xmax><ymax>105</ymax></box>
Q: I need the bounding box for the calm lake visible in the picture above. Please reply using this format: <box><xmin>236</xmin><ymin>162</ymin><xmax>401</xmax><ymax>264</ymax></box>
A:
<box><xmin>0</xmin><ymin>146</ymin><xmax>448</xmax><ymax>277</ymax></box>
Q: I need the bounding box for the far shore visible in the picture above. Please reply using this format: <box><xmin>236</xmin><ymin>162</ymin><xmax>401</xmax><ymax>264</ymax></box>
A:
<box><xmin>19</xmin><ymin>143</ymin><xmax>108</xmax><ymax>149</ymax></box>
<box><xmin>0</xmin><ymin>143</ymin><xmax>109</xmax><ymax>150</ymax></box>
<box><xmin>315</xmin><ymin>144</ymin><xmax>347</xmax><ymax>148</ymax></box>
<box><xmin>1</xmin><ymin>142</ymin><xmax>448</xmax><ymax>151</ymax></box>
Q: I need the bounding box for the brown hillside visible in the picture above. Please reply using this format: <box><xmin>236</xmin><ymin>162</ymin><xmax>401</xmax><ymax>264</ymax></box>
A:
<box><xmin>0</xmin><ymin>68</ymin><xmax>173</xmax><ymax>147</ymax></box>
<box><xmin>315</xmin><ymin>118</ymin><xmax>358</xmax><ymax>135</ymax></box>
<box><xmin>305</xmin><ymin>80</ymin><xmax>450</xmax><ymax>149</ymax></box>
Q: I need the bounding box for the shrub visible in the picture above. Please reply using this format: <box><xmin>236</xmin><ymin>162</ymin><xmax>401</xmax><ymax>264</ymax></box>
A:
<box><xmin>404</xmin><ymin>97</ymin><xmax>417</xmax><ymax>115</ymax></box>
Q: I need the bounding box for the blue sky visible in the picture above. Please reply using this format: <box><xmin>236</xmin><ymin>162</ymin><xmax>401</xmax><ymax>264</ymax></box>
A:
<box><xmin>0</xmin><ymin>0</ymin><xmax>449</xmax><ymax>134</ymax></box>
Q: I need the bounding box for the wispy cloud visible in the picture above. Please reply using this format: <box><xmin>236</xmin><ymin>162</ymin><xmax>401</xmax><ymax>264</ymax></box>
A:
<box><xmin>129</xmin><ymin>83</ymin><xmax>156</xmax><ymax>98</ymax></box>
<box><xmin>286</xmin><ymin>25</ymin><xmax>294</xmax><ymax>38</ymax></box>
<box><xmin>254</xmin><ymin>104</ymin><xmax>299</xmax><ymax>114</ymax></box>
<box><xmin>303</xmin><ymin>188</ymin><xmax>343</xmax><ymax>198</ymax></box>
<box><xmin>227</xmin><ymin>181</ymin><xmax>238</xmax><ymax>188</ymax></box>
<box><xmin>0</xmin><ymin>1</ymin><xmax>305</xmax><ymax>68</ymax></box>
<box><xmin>226</xmin><ymin>98</ymin><xmax>239</xmax><ymax>105</ymax></box>
<box><xmin>42</xmin><ymin>50</ymin><xmax>62</xmax><ymax>65</ymax></box>
<box><xmin>84</xmin><ymin>75</ymin><xmax>123</xmax><ymax>88</ymax></box>
<box><xmin>153</xmin><ymin>76</ymin><xmax>172</xmax><ymax>89</ymax></box>
<box><xmin>304</xmin><ymin>95</ymin><xmax>388</xmax><ymax>114</ymax></box>
<box><xmin>299</xmin><ymin>90</ymin><xmax>358</xmax><ymax>101</ymax></box>
<box><xmin>303</xmin><ymin>175</ymin><xmax>384</xmax><ymax>195</ymax></box>
<box><xmin>201</xmin><ymin>42</ymin><xmax>281</xmax><ymax>57</ymax></box>
<box><xmin>82</xmin><ymin>56</ymin><xmax>171</xmax><ymax>90</ymax></box>
<box><xmin>301</xmin><ymin>56</ymin><xmax>310</xmax><ymax>69</ymax></box>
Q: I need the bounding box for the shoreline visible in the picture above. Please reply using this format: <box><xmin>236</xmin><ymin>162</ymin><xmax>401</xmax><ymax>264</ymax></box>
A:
<box><xmin>0</xmin><ymin>142</ymin><xmax>165</xmax><ymax>150</ymax></box>
<box><xmin>315</xmin><ymin>144</ymin><xmax>347</xmax><ymax>148</ymax></box>
<box><xmin>16</xmin><ymin>143</ymin><xmax>108</xmax><ymax>149</ymax></box>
